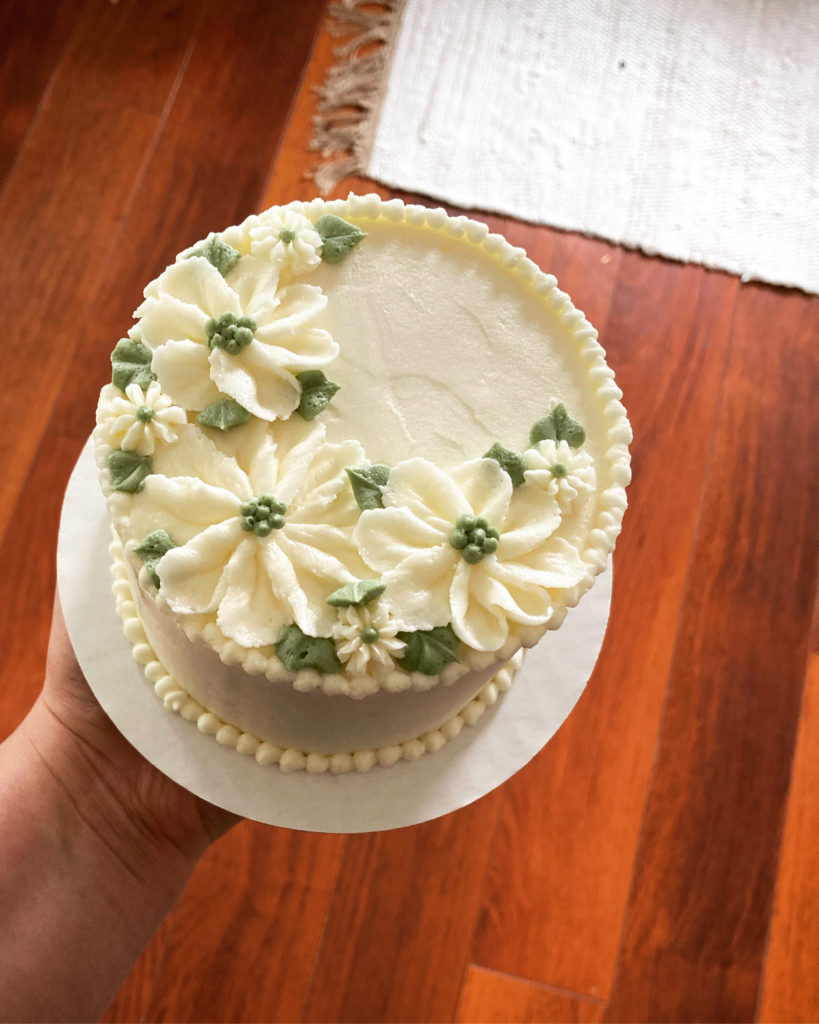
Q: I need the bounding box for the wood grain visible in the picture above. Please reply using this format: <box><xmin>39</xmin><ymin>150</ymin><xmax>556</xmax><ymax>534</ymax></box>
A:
<box><xmin>0</xmin><ymin>0</ymin><xmax>82</xmax><ymax>188</ymax></box>
<box><xmin>302</xmin><ymin>795</ymin><xmax>503</xmax><ymax>1023</ymax></box>
<box><xmin>141</xmin><ymin>823</ymin><xmax>347</xmax><ymax>1023</ymax></box>
<box><xmin>757</xmin><ymin>602</ymin><xmax>819</xmax><ymax>1023</ymax></box>
<box><xmin>605</xmin><ymin>283</ymin><xmax>819</xmax><ymax>1021</ymax></box>
<box><xmin>456</xmin><ymin>967</ymin><xmax>605</xmax><ymax>1024</ymax></box>
<box><xmin>0</xmin><ymin>0</ymin><xmax>202</xmax><ymax>545</ymax></box>
<box><xmin>473</xmin><ymin>259</ymin><xmax>739</xmax><ymax>999</ymax></box>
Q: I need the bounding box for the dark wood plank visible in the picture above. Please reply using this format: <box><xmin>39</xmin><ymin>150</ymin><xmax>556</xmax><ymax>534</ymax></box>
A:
<box><xmin>0</xmin><ymin>0</ymin><xmax>83</xmax><ymax>188</ymax></box>
<box><xmin>302</xmin><ymin>795</ymin><xmax>503</xmax><ymax>1023</ymax></box>
<box><xmin>606</xmin><ymin>283</ymin><xmax>819</xmax><ymax>1022</ymax></box>
<box><xmin>456</xmin><ymin>967</ymin><xmax>605</xmax><ymax>1024</ymax></box>
<box><xmin>0</xmin><ymin>0</ymin><xmax>202</xmax><ymax>545</ymax></box>
<box><xmin>472</xmin><ymin>260</ymin><xmax>738</xmax><ymax>999</ymax></box>
<box><xmin>141</xmin><ymin>823</ymin><xmax>347</xmax><ymax>1023</ymax></box>
<box><xmin>0</xmin><ymin>435</ymin><xmax>85</xmax><ymax>734</ymax></box>
<box><xmin>59</xmin><ymin>0</ymin><xmax>328</xmax><ymax>448</ymax></box>
<box><xmin>754</xmin><ymin>600</ymin><xmax>819</xmax><ymax>1024</ymax></box>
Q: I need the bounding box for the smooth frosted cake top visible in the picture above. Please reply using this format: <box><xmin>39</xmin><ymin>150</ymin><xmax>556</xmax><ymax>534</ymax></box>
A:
<box><xmin>95</xmin><ymin>195</ymin><xmax>631</xmax><ymax>698</ymax></box>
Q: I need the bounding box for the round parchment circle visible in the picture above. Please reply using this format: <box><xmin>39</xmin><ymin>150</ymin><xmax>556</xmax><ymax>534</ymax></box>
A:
<box><xmin>58</xmin><ymin>438</ymin><xmax>612</xmax><ymax>834</ymax></box>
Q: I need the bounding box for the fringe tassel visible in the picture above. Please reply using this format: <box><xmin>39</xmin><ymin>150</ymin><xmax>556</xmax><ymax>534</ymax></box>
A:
<box><xmin>309</xmin><ymin>0</ymin><xmax>405</xmax><ymax>194</ymax></box>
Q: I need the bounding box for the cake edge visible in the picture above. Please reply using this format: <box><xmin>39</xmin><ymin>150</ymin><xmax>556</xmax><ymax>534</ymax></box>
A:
<box><xmin>109</xmin><ymin>533</ymin><xmax>523</xmax><ymax>774</ymax></box>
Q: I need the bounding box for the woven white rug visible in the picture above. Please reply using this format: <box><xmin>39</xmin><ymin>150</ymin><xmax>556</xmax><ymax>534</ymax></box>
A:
<box><xmin>314</xmin><ymin>0</ymin><xmax>819</xmax><ymax>294</ymax></box>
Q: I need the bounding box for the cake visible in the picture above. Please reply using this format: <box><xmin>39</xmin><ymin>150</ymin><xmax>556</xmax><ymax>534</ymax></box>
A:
<box><xmin>94</xmin><ymin>194</ymin><xmax>631</xmax><ymax>773</ymax></box>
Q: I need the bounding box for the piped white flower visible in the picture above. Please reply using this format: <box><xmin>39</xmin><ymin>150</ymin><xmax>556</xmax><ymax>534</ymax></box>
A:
<box><xmin>249</xmin><ymin>208</ymin><xmax>322</xmax><ymax>276</ymax></box>
<box><xmin>134</xmin><ymin>254</ymin><xmax>337</xmax><ymax>421</ymax></box>
<box><xmin>333</xmin><ymin>604</ymin><xmax>406</xmax><ymax>676</ymax></box>
<box><xmin>133</xmin><ymin>418</ymin><xmax>368</xmax><ymax>646</ymax></box>
<box><xmin>354</xmin><ymin>457</ymin><xmax>590</xmax><ymax>652</ymax></box>
<box><xmin>523</xmin><ymin>439</ymin><xmax>596</xmax><ymax>513</ymax></box>
<box><xmin>97</xmin><ymin>381</ymin><xmax>186</xmax><ymax>455</ymax></box>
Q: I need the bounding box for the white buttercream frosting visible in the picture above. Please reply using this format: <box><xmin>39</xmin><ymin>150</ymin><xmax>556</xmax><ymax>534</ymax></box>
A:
<box><xmin>96</xmin><ymin>194</ymin><xmax>631</xmax><ymax>706</ymax></box>
<box><xmin>96</xmin><ymin>380</ymin><xmax>186</xmax><ymax>455</ymax></box>
<box><xmin>523</xmin><ymin>438</ymin><xmax>596</xmax><ymax>514</ymax></box>
<box><xmin>143</xmin><ymin>418</ymin><xmax>366</xmax><ymax>645</ymax></box>
<box><xmin>249</xmin><ymin>208</ymin><xmax>323</xmax><ymax>275</ymax></box>
<box><xmin>136</xmin><ymin>255</ymin><xmax>336</xmax><ymax>421</ymax></box>
<box><xmin>332</xmin><ymin>604</ymin><xmax>406</xmax><ymax>675</ymax></box>
<box><xmin>109</xmin><ymin>532</ymin><xmax>522</xmax><ymax>772</ymax></box>
<box><xmin>355</xmin><ymin>456</ymin><xmax>586</xmax><ymax>651</ymax></box>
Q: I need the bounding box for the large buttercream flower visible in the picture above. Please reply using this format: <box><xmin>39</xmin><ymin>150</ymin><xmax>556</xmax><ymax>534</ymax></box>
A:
<box><xmin>332</xmin><ymin>604</ymin><xmax>406</xmax><ymax>676</ymax></box>
<box><xmin>354</xmin><ymin>458</ymin><xmax>589</xmax><ymax>651</ymax></box>
<box><xmin>249</xmin><ymin>208</ymin><xmax>322</xmax><ymax>275</ymax></box>
<box><xmin>132</xmin><ymin>419</ymin><xmax>367</xmax><ymax>646</ymax></box>
<box><xmin>134</xmin><ymin>254</ymin><xmax>337</xmax><ymax>421</ymax></box>
<box><xmin>96</xmin><ymin>381</ymin><xmax>187</xmax><ymax>455</ymax></box>
<box><xmin>523</xmin><ymin>439</ymin><xmax>596</xmax><ymax>513</ymax></box>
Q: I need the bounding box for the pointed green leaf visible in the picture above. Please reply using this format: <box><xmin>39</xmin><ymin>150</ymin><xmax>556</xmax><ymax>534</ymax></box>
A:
<box><xmin>484</xmin><ymin>442</ymin><xmax>527</xmax><ymax>487</ymax></box>
<box><xmin>186</xmin><ymin>233</ymin><xmax>240</xmax><ymax>275</ymax></box>
<box><xmin>111</xmin><ymin>337</ymin><xmax>156</xmax><ymax>391</ymax></box>
<box><xmin>347</xmin><ymin>464</ymin><xmax>390</xmax><ymax>510</ymax></box>
<box><xmin>326</xmin><ymin>579</ymin><xmax>386</xmax><ymax>608</ymax></box>
<box><xmin>107</xmin><ymin>449</ymin><xmax>152</xmax><ymax>493</ymax></box>
<box><xmin>134</xmin><ymin>529</ymin><xmax>177</xmax><ymax>588</ymax></box>
<box><xmin>315</xmin><ymin>214</ymin><xmax>366</xmax><ymax>264</ymax></box>
<box><xmin>530</xmin><ymin>403</ymin><xmax>586</xmax><ymax>448</ymax></box>
<box><xmin>296</xmin><ymin>370</ymin><xmax>340</xmax><ymax>421</ymax></box>
<box><xmin>196</xmin><ymin>397</ymin><xmax>250</xmax><ymax>431</ymax></box>
<box><xmin>396</xmin><ymin>624</ymin><xmax>461</xmax><ymax>675</ymax></box>
<box><xmin>276</xmin><ymin>624</ymin><xmax>341</xmax><ymax>674</ymax></box>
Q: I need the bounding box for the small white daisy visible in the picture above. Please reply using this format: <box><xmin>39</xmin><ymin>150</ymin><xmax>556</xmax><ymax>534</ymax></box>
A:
<box><xmin>249</xmin><ymin>208</ymin><xmax>322</xmax><ymax>276</ymax></box>
<box><xmin>333</xmin><ymin>604</ymin><xmax>406</xmax><ymax>676</ymax></box>
<box><xmin>98</xmin><ymin>381</ymin><xmax>187</xmax><ymax>455</ymax></box>
<box><xmin>523</xmin><ymin>439</ymin><xmax>596</xmax><ymax>513</ymax></box>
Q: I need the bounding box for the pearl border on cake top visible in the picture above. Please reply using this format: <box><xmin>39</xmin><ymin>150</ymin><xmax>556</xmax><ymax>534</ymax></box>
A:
<box><xmin>98</xmin><ymin>194</ymin><xmax>631</xmax><ymax>701</ymax></box>
<box><xmin>109</xmin><ymin>535</ymin><xmax>522</xmax><ymax>774</ymax></box>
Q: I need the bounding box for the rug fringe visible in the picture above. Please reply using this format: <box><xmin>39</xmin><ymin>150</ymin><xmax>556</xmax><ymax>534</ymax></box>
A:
<box><xmin>309</xmin><ymin>0</ymin><xmax>405</xmax><ymax>194</ymax></box>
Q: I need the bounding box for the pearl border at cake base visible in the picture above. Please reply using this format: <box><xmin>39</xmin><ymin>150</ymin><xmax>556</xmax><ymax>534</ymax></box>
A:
<box><xmin>58</xmin><ymin>438</ymin><xmax>612</xmax><ymax>834</ymax></box>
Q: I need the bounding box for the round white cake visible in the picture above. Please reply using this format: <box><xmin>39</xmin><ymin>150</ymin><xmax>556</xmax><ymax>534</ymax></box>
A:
<box><xmin>95</xmin><ymin>195</ymin><xmax>631</xmax><ymax>773</ymax></box>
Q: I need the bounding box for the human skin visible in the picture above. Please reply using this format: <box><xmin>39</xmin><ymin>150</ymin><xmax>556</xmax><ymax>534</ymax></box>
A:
<box><xmin>0</xmin><ymin>597</ymin><xmax>239</xmax><ymax>1023</ymax></box>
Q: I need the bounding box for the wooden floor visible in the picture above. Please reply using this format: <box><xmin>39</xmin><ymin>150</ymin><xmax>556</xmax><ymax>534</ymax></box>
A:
<box><xmin>1</xmin><ymin>2</ymin><xmax>818</xmax><ymax>1021</ymax></box>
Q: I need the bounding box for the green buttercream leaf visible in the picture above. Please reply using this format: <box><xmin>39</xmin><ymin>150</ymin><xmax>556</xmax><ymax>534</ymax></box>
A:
<box><xmin>276</xmin><ymin>624</ymin><xmax>341</xmax><ymax>674</ymax></box>
<box><xmin>396</xmin><ymin>624</ymin><xmax>461</xmax><ymax>676</ymax></box>
<box><xmin>187</xmin><ymin>233</ymin><xmax>240</xmax><ymax>275</ymax></box>
<box><xmin>530</xmin><ymin>403</ymin><xmax>586</xmax><ymax>448</ymax></box>
<box><xmin>296</xmin><ymin>370</ymin><xmax>340</xmax><ymax>421</ymax></box>
<box><xmin>326</xmin><ymin>579</ymin><xmax>386</xmax><ymax>608</ymax></box>
<box><xmin>134</xmin><ymin>529</ymin><xmax>176</xmax><ymax>588</ymax></box>
<box><xmin>484</xmin><ymin>442</ymin><xmax>527</xmax><ymax>488</ymax></box>
<box><xmin>315</xmin><ymin>214</ymin><xmax>366</xmax><ymax>264</ymax></box>
<box><xmin>347</xmin><ymin>464</ymin><xmax>390</xmax><ymax>510</ymax></box>
<box><xmin>111</xmin><ymin>337</ymin><xmax>156</xmax><ymax>392</ymax></box>
<box><xmin>196</xmin><ymin>397</ymin><xmax>250</xmax><ymax>431</ymax></box>
<box><xmin>107</xmin><ymin>449</ymin><xmax>152</xmax><ymax>493</ymax></box>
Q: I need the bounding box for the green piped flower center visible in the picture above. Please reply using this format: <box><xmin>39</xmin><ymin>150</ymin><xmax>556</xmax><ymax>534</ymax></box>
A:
<box><xmin>550</xmin><ymin>462</ymin><xmax>568</xmax><ymax>479</ymax></box>
<box><xmin>279</xmin><ymin>228</ymin><xmax>296</xmax><ymax>244</ymax></box>
<box><xmin>449</xmin><ymin>513</ymin><xmax>500</xmax><ymax>565</ymax></box>
<box><xmin>136</xmin><ymin>404</ymin><xmax>155</xmax><ymax>423</ymax></box>
<box><xmin>360</xmin><ymin>626</ymin><xmax>380</xmax><ymax>644</ymax></box>
<box><xmin>206</xmin><ymin>312</ymin><xmax>257</xmax><ymax>355</ymax></box>
<box><xmin>239</xmin><ymin>495</ymin><xmax>287</xmax><ymax>537</ymax></box>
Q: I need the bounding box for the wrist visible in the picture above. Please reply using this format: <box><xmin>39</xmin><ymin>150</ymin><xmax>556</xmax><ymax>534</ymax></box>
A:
<box><xmin>0</xmin><ymin>715</ymin><xmax>203</xmax><ymax>1023</ymax></box>
<box><xmin>20</xmin><ymin>698</ymin><xmax>202</xmax><ymax>893</ymax></box>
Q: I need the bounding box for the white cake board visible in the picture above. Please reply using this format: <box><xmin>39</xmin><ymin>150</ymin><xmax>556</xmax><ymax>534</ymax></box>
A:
<box><xmin>58</xmin><ymin>439</ymin><xmax>612</xmax><ymax>834</ymax></box>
